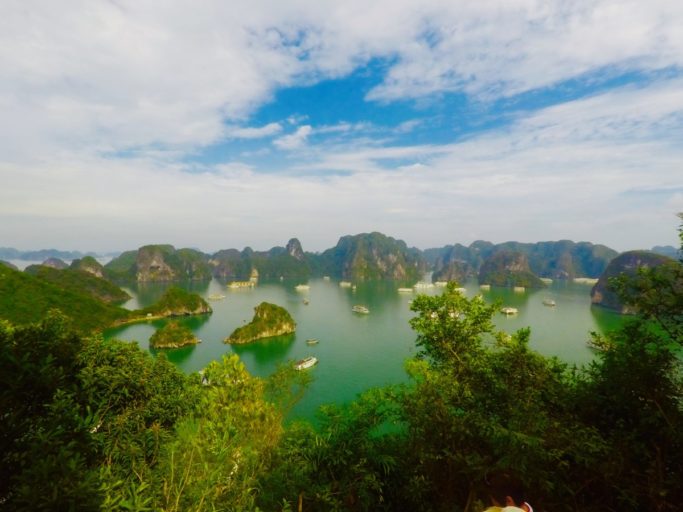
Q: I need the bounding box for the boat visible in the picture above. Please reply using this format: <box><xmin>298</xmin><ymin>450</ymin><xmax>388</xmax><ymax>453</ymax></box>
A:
<box><xmin>398</xmin><ymin>287</ymin><xmax>413</xmax><ymax>293</ymax></box>
<box><xmin>339</xmin><ymin>281</ymin><xmax>353</xmax><ymax>288</ymax></box>
<box><xmin>295</xmin><ymin>284</ymin><xmax>310</xmax><ymax>291</ymax></box>
<box><xmin>303</xmin><ymin>298</ymin><xmax>310</xmax><ymax>305</ymax></box>
<box><xmin>306</xmin><ymin>338</ymin><xmax>319</xmax><ymax>345</ymax></box>
<box><xmin>513</xmin><ymin>286</ymin><xmax>525</xmax><ymax>293</ymax></box>
<box><xmin>480</xmin><ymin>284</ymin><xmax>491</xmax><ymax>290</ymax></box>
<box><xmin>434</xmin><ymin>281</ymin><xmax>448</xmax><ymax>287</ymax></box>
<box><xmin>543</xmin><ymin>298</ymin><xmax>556</xmax><ymax>307</ymax></box>
<box><xmin>413</xmin><ymin>282</ymin><xmax>435</xmax><ymax>289</ymax></box>
<box><xmin>352</xmin><ymin>305</ymin><xmax>370</xmax><ymax>314</ymax></box>
<box><xmin>207</xmin><ymin>293</ymin><xmax>226</xmax><ymax>301</ymax></box>
<box><xmin>294</xmin><ymin>356</ymin><xmax>318</xmax><ymax>370</ymax></box>
<box><xmin>227</xmin><ymin>281</ymin><xmax>255</xmax><ymax>289</ymax></box>
<box><xmin>500</xmin><ymin>307</ymin><xmax>518</xmax><ymax>315</ymax></box>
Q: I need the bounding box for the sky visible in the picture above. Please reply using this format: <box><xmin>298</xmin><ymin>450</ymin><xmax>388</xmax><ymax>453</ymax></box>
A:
<box><xmin>1</xmin><ymin>0</ymin><xmax>682</xmax><ymax>254</ymax></box>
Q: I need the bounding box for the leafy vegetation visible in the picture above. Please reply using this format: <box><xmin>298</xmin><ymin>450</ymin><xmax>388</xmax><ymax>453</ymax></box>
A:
<box><xmin>24</xmin><ymin>264</ymin><xmax>130</xmax><ymax>303</ymax></box>
<box><xmin>0</xmin><ymin>264</ymin><xmax>131</xmax><ymax>332</ymax></box>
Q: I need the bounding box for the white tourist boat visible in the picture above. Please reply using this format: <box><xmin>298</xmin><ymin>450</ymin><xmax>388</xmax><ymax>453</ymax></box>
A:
<box><xmin>294</xmin><ymin>356</ymin><xmax>318</xmax><ymax>370</ymax></box>
<box><xmin>500</xmin><ymin>307</ymin><xmax>518</xmax><ymax>315</ymax></box>
<box><xmin>543</xmin><ymin>298</ymin><xmax>556</xmax><ymax>307</ymax></box>
<box><xmin>352</xmin><ymin>305</ymin><xmax>370</xmax><ymax>314</ymax></box>
<box><xmin>295</xmin><ymin>284</ymin><xmax>310</xmax><ymax>291</ymax></box>
<box><xmin>306</xmin><ymin>338</ymin><xmax>319</xmax><ymax>345</ymax></box>
<box><xmin>339</xmin><ymin>281</ymin><xmax>353</xmax><ymax>288</ymax></box>
<box><xmin>398</xmin><ymin>287</ymin><xmax>414</xmax><ymax>293</ymax></box>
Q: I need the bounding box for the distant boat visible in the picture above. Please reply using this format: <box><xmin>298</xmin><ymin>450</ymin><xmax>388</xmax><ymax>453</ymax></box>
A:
<box><xmin>227</xmin><ymin>281</ymin><xmax>254</xmax><ymax>289</ymax></box>
<box><xmin>398</xmin><ymin>287</ymin><xmax>413</xmax><ymax>293</ymax></box>
<box><xmin>500</xmin><ymin>307</ymin><xmax>518</xmax><ymax>315</ymax></box>
<box><xmin>543</xmin><ymin>298</ymin><xmax>556</xmax><ymax>307</ymax></box>
<box><xmin>306</xmin><ymin>338</ymin><xmax>319</xmax><ymax>345</ymax></box>
<box><xmin>480</xmin><ymin>284</ymin><xmax>491</xmax><ymax>291</ymax></box>
<box><xmin>339</xmin><ymin>281</ymin><xmax>353</xmax><ymax>288</ymax></box>
<box><xmin>303</xmin><ymin>298</ymin><xmax>310</xmax><ymax>305</ymax></box>
<box><xmin>434</xmin><ymin>281</ymin><xmax>448</xmax><ymax>287</ymax></box>
<box><xmin>207</xmin><ymin>293</ymin><xmax>226</xmax><ymax>301</ymax></box>
<box><xmin>513</xmin><ymin>286</ymin><xmax>525</xmax><ymax>293</ymax></box>
<box><xmin>294</xmin><ymin>356</ymin><xmax>318</xmax><ymax>370</ymax></box>
<box><xmin>413</xmin><ymin>282</ymin><xmax>434</xmax><ymax>289</ymax></box>
<box><xmin>352</xmin><ymin>305</ymin><xmax>370</xmax><ymax>314</ymax></box>
<box><xmin>295</xmin><ymin>284</ymin><xmax>310</xmax><ymax>291</ymax></box>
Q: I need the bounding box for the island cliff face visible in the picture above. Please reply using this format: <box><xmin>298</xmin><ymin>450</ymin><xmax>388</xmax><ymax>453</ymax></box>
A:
<box><xmin>225</xmin><ymin>302</ymin><xmax>296</xmax><ymax>344</ymax></box>
<box><xmin>591</xmin><ymin>251</ymin><xmax>674</xmax><ymax>313</ymax></box>
<box><xmin>318</xmin><ymin>232</ymin><xmax>423</xmax><ymax>281</ymax></box>
<box><xmin>70</xmin><ymin>256</ymin><xmax>105</xmax><ymax>278</ymax></box>
<box><xmin>478</xmin><ymin>251</ymin><xmax>545</xmax><ymax>288</ymax></box>
<box><xmin>105</xmin><ymin>245</ymin><xmax>212</xmax><ymax>282</ymax></box>
<box><xmin>427</xmin><ymin>240</ymin><xmax>617</xmax><ymax>280</ymax></box>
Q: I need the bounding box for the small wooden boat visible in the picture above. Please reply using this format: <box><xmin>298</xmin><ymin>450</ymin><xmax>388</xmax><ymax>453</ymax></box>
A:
<box><xmin>306</xmin><ymin>338</ymin><xmax>319</xmax><ymax>345</ymax></box>
<box><xmin>352</xmin><ymin>305</ymin><xmax>370</xmax><ymax>314</ymax></box>
<box><xmin>294</xmin><ymin>356</ymin><xmax>318</xmax><ymax>370</ymax></box>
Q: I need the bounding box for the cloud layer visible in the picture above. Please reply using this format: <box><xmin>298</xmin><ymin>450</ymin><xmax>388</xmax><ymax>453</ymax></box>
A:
<box><xmin>1</xmin><ymin>1</ymin><xmax>682</xmax><ymax>252</ymax></box>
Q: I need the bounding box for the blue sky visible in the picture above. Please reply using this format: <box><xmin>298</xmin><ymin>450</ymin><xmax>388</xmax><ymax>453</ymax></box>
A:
<box><xmin>1</xmin><ymin>1</ymin><xmax>682</xmax><ymax>253</ymax></box>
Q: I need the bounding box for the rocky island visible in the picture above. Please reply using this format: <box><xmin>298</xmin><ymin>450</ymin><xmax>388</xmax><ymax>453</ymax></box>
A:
<box><xmin>591</xmin><ymin>250</ymin><xmax>675</xmax><ymax>313</ymax></box>
<box><xmin>137</xmin><ymin>286</ymin><xmax>212</xmax><ymax>318</ymax></box>
<box><xmin>225</xmin><ymin>302</ymin><xmax>296</xmax><ymax>344</ymax></box>
<box><xmin>149</xmin><ymin>321</ymin><xmax>199</xmax><ymax>349</ymax></box>
<box><xmin>478</xmin><ymin>250</ymin><xmax>546</xmax><ymax>288</ymax></box>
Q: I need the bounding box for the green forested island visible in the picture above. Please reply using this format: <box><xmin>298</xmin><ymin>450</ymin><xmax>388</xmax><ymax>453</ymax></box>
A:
<box><xmin>225</xmin><ymin>302</ymin><xmax>296</xmax><ymax>344</ymax></box>
<box><xmin>149</xmin><ymin>321</ymin><xmax>200</xmax><ymax>349</ymax></box>
<box><xmin>2</xmin><ymin>223</ymin><xmax>682</xmax><ymax>511</ymax></box>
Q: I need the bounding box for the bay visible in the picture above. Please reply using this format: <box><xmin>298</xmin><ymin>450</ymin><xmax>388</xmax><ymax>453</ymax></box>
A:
<box><xmin>104</xmin><ymin>278</ymin><xmax>623</xmax><ymax>420</ymax></box>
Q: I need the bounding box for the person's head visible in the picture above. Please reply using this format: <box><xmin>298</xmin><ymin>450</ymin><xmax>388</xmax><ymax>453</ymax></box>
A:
<box><xmin>484</xmin><ymin>469</ymin><xmax>525</xmax><ymax>507</ymax></box>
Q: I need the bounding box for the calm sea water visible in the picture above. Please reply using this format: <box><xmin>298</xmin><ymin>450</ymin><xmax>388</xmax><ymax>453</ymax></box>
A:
<box><xmin>104</xmin><ymin>278</ymin><xmax>623</xmax><ymax>420</ymax></box>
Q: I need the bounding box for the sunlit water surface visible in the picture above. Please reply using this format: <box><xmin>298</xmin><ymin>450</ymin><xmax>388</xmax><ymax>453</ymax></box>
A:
<box><xmin>104</xmin><ymin>278</ymin><xmax>623</xmax><ymax>420</ymax></box>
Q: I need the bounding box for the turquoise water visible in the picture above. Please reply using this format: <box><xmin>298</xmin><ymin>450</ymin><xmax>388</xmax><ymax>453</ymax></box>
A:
<box><xmin>104</xmin><ymin>278</ymin><xmax>623</xmax><ymax>420</ymax></box>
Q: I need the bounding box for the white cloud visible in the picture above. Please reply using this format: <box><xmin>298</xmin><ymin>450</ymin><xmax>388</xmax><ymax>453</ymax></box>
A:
<box><xmin>226</xmin><ymin>123</ymin><xmax>282</xmax><ymax>139</ymax></box>
<box><xmin>274</xmin><ymin>125</ymin><xmax>313</xmax><ymax>150</ymax></box>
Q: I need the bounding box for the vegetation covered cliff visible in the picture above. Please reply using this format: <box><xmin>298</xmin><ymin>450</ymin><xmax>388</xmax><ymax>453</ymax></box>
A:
<box><xmin>429</xmin><ymin>239</ymin><xmax>617</xmax><ymax>281</ymax></box>
<box><xmin>591</xmin><ymin>250</ymin><xmax>676</xmax><ymax>313</ymax></box>
<box><xmin>317</xmin><ymin>232</ymin><xmax>423</xmax><ymax>281</ymax></box>
<box><xmin>24</xmin><ymin>263</ymin><xmax>130</xmax><ymax>304</ymax></box>
<box><xmin>138</xmin><ymin>286</ymin><xmax>212</xmax><ymax>318</ymax></box>
<box><xmin>104</xmin><ymin>245</ymin><xmax>212</xmax><ymax>282</ymax></box>
<box><xmin>477</xmin><ymin>250</ymin><xmax>546</xmax><ymax>288</ymax></box>
<box><xmin>225</xmin><ymin>302</ymin><xmax>296</xmax><ymax>344</ymax></box>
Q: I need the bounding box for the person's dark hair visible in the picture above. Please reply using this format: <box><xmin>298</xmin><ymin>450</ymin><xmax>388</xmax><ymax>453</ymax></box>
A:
<box><xmin>484</xmin><ymin>469</ymin><xmax>525</xmax><ymax>505</ymax></box>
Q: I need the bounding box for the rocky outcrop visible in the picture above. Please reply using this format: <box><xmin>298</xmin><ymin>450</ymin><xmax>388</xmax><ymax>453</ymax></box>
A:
<box><xmin>427</xmin><ymin>240</ymin><xmax>617</xmax><ymax>280</ymax></box>
<box><xmin>70</xmin><ymin>256</ymin><xmax>104</xmax><ymax>278</ymax></box>
<box><xmin>42</xmin><ymin>257</ymin><xmax>68</xmax><ymax>269</ymax></box>
<box><xmin>149</xmin><ymin>321</ymin><xmax>199</xmax><ymax>349</ymax></box>
<box><xmin>478</xmin><ymin>251</ymin><xmax>545</xmax><ymax>288</ymax></box>
<box><xmin>138</xmin><ymin>287</ymin><xmax>212</xmax><ymax>318</ymax></box>
<box><xmin>591</xmin><ymin>251</ymin><xmax>674</xmax><ymax>313</ymax></box>
<box><xmin>432</xmin><ymin>260</ymin><xmax>472</xmax><ymax>284</ymax></box>
<box><xmin>105</xmin><ymin>245</ymin><xmax>212</xmax><ymax>282</ymax></box>
<box><xmin>318</xmin><ymin>232</ymin><xmax>423</xmax><ymax>281</ymax></box>
<box><xmin>286</xmin><ymin>238</ymin><xmax>305</xmax><ymax>260</ymax></box>
<box><xmin>225</xmin><ymin>302</ymin><xmax>296</xmax><ymax>344</ymax></box>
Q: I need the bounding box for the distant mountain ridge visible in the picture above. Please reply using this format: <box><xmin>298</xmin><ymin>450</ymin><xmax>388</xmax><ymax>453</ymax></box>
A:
<box><xmin>20</xmin><ymin>234</ymin><xmax>674</xmax><ymax>284</ymax></box>
<box><xmin>431</xmin><ymin>239</ymin><xmax>618</xmax><ymax>282</ymax></box>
